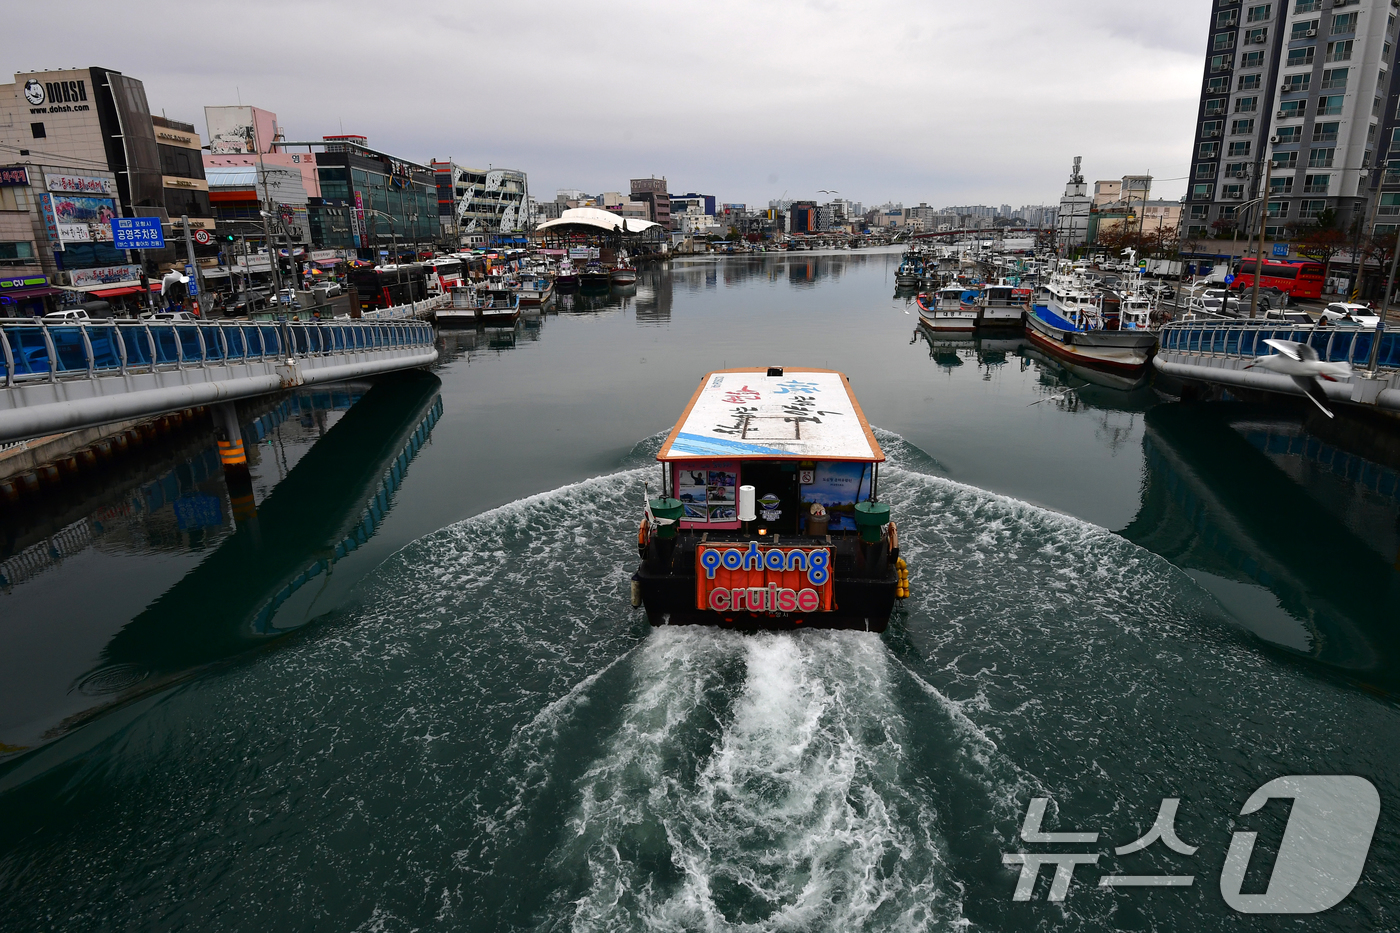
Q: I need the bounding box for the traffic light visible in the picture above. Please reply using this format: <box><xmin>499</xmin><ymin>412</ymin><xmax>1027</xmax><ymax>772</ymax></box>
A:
<box><xmin>225</xmin><ymin>233</ymin><xmax>235</xmax><ymax>242</ymax></box>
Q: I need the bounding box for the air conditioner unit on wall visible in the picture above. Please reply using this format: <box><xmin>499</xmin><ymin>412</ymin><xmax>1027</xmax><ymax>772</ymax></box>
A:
<box><xmin>1306</xmin><ymin>29</ymin><xmax>1317</xmax><ymax>37</ymax></box>
<box><xmin>1272</xmin><ymin>135</ymin><xmax>1283</xmax><ymax>142</ymax></box>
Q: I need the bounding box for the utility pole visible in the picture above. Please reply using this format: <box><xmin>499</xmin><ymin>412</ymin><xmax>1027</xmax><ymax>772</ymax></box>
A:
<box><xmin>180</xmin><ymin>214</ymin><xmax>203</xmax><ymax>315</ymax></box>
<box><xmin>1250</xmin><ymin>158</ymin><xmax>1273</xmax><ymax>319</ymax></box>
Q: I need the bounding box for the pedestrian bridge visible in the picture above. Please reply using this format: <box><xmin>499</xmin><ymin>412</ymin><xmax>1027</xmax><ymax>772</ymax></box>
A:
<box><xmin>0</xmin><ymin>317</ymin><xmax>437</xmax><ymax>444</ymax></box>
<box><xmin>1154</xmin><ymin>320</ymin><xmax>1400</xmax><ymax>414</ymax></box>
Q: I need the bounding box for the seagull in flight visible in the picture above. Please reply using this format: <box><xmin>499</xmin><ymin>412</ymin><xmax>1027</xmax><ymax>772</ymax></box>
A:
<box><xmin>1028</xmin><ymin>383</ymin><xmax>1086</xmax><ymax>406</ymax></box>
<box><xmin>1244</xmin><ymin>338</ymin><xmax>1351</xmax><ymax>418</ymax></box>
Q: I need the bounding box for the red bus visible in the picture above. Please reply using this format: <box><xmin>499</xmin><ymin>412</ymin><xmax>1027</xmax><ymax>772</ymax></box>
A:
<box><xmin>1229</xmin><ymin>259</ymin><xmax>1325</xmax><ymax>300</ymax></box>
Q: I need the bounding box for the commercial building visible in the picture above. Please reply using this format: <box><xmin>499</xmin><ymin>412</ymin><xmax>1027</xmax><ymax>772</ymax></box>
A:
<box><xmin>203</xmin><ymin>105</ymin><xmax>321</xmax><ymax>199</ymax></box>
<box><xmin>432</xmin><ymin>162</ymin><xmax>529</xmax><ymax>245</ymax></box>
<box><xmin>1188</xmin><ymin>0</ymin><xmax>1400</xmax><ymax>240</ymax></box>
<box><xmin>630</xmin><ymin>177</ymin><xmax>671</xmax><ymax>229</ymax></box>
<box><xmin>152</xmin><ymin>115</ymin><xmax>213</xmax><ymax>233</ymax></box>
<box><xmin>205</xmin><ymin>166</ymin><xmax>311</xmax><ymax>245</ymax></box>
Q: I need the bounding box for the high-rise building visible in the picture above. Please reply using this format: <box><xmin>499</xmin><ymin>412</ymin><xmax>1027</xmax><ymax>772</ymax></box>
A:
<box><xmin>1057</xmin><ymin>157</ymin><xmax>1092</xmax><ymax>246</ymax></box>
<box><xmin>1188</xmin><ymin>0</ymin><xmax>1400</xmax><ymax>241</ymax></box>
<box><xmin>630</xmin><ymin>177</ymin><xmax>671</xmax><ymax>229</ymax></box>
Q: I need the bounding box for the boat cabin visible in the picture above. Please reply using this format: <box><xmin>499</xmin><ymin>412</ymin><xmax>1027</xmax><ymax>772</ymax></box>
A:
<box><xmin>633</xmin><ymin>367</ymin><xmax>901</xmax><ymax>631</ymax></box>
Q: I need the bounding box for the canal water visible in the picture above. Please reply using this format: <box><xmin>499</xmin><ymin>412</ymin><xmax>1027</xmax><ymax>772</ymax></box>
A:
<box><xmin>1</xmin><ymin>249</ymin><xmax>1397</xmax><ymax>931</ymax></box>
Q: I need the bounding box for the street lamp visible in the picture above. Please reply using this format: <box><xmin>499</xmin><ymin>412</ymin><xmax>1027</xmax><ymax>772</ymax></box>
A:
<box><xmin>363</xmin><ymin>208</ymin><xmax>402</xmax><ymax>294</ymax></box>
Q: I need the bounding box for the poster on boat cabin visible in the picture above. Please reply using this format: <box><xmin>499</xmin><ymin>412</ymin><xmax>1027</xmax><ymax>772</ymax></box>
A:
<box><xmin>800</xmin><ymin>462</ymin><xmax>870</xmax><ymax>532</ymax></box>
<box><xmin>661</xmin><ymin>371</ymin><xmax>878</xmax><ymax>460</ymax></box>
<box><xmin>675</xmin><ymin>463</ymin><xmax>739</xmax><ymax>523</ymax></box>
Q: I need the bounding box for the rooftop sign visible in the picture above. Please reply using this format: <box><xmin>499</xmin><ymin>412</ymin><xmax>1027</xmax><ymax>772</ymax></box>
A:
<box><xmin>659</xmin><ymin>369</ymin><xmax>882</xmax><ymax>462</ymax></box>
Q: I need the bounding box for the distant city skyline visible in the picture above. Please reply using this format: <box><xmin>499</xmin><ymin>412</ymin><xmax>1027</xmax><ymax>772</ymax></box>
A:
<box><xmin>2</xmin><ymin>0</ymin><xmax>1213</xmax><ymax>207</ymax></box>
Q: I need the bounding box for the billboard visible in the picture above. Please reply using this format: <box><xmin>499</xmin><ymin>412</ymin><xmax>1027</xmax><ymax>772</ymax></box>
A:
<box><xmin>45</xmin><ymin>173</ymin><xmax>115</xmax><ymax>196</ymax></box>
<box><xmin>51</xmin><ymin>195</ymin><xmax>117</xmax><ymax>242</ymax></box>
<box><xmin>205</xmin><ymin>105</ymin><xmax>276</xmax><ymax>155</ymax></box>
<box><xmin>69</xmin><ymin>264</ymin><xmax>142</xmax><ymax>288</ymax></box>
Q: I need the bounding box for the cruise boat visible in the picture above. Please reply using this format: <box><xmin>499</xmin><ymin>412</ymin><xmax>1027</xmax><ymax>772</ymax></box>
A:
<box><xmin>632</xmin><ymin>367</ymin><xmax>904</xmax><ymax>632</ymax></box>
<box><xmin>915</xmin><ymin>286</ymin><xmax>979</xmax><ymax>331</ymax></box>
<box><xmin>977</xmin><ymin>283</ymin><xmax>1032</xmax><ymax>328</ymax></box>
<box><xmin>1024</xmin><ymin>261</ymin><xmax>1156</xmax><ymax>389</ymax></box>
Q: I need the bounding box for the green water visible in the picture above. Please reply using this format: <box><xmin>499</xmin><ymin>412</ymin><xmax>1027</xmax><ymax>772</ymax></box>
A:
<box><xmin>1</xmin><ymin>249</ymin><xmax>1397</xmax><ymax>931</ymax></box>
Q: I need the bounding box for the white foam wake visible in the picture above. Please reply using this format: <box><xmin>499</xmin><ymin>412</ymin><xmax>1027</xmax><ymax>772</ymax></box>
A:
<box><xmin>554</xmin><ymin>628</ymin><xmax>957</xmax><ymax>932</ymax></box>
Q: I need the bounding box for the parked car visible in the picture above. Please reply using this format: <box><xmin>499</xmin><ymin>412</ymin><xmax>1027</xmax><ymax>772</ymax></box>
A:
<box><xmin>1264</xmin><ymin>310</ymin><xmax>1315</xmax><ymax>325</ymax></box>
<box><xmin>141</xmin><ymin>310</ymin><xmax>198</xmax><ymax>322</ymax></box>
<box><xmin>1321</xmin><ymin>302</ymin><xmax>1381</xmax><ymax>327</ymax></box>
<box><xmin>42</xmin><ymin>309</ymin><xmax>92</xmax><ymax>323</ymax></box>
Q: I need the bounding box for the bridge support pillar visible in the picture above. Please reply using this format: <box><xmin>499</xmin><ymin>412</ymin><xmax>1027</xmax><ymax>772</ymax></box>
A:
<box><xmin>212</xmin><ymin>402</ymin><xmax>257</xmax><ymax>522</ymax></box>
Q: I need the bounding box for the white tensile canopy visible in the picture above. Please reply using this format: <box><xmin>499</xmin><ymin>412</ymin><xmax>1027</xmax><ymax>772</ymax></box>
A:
<box><xmin>535</xmin><ymin>207</ymin><xmax>660</xmax><ymax>235</ymax></box>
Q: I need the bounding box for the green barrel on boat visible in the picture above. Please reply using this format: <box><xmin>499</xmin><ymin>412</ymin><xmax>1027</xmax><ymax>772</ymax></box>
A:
<box><xmin>853</xmin><ymin>501</ymin><xmax>890</xmax><ymax>543</ymax></box>
<box><xmin>650</xmin><ymin>498</ymin><xmax>684</xmax><ymax>539</ymax></box>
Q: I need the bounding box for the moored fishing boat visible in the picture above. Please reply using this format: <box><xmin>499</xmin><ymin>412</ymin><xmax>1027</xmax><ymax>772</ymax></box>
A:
<box><xmin>916</xmin><ymin>286</ymin><xmax>978</xmax><ymax>331</ymax></box>
<box><xmin>895</xmin><ymin>253</ymin><xmax>923</xmax><ymax>287</ymax></box>
<box><xmin>632</xmin><ymin>367</ymin><xmax>904</xmax><ymax>632</ymax></box>
<box><xmin>1024</xmin><ymin>262</ymin><xmax>1155</xmax><ymax>389</ymax></box>
<box><xmin>610</xmin><ymin>252</ymin><xmax>638</xmax><ymax>286</ymax></box>
<box><xmin>977</xmin><ymin>283</ymin><xmax>1031</xmax><ymax>328</ymax></box>
<box><xmin>554</xmin><ymin>259</ymin><xmax>579</xmax><ymax>291</ymax></box>
<box><xmin>580</xmin><ymin>260</ymin><xmax>610</xmax><ymax>290</ymax></box>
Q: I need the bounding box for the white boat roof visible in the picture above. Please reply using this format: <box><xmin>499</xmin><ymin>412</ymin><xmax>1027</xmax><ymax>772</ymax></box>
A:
<box><xmin>535</xmin><ymin>207</ymin><xmax>660</xmax><ymax>234</ymax></box>
<box><xmin>658</xmin><ymin>369</ymin><xmax>883</xmax><ymax>462</ymax></box>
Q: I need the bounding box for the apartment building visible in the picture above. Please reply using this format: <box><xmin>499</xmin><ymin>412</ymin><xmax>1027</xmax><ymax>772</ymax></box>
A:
<box><xmin>1188</xmin><ymin>0</ymin><xmax>1400</xmax><ymax>240</ymax></box>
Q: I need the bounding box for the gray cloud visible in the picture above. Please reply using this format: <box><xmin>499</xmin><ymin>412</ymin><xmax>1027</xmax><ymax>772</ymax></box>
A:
<box><xmin>5</xmin><ymin>0</ymin><xmax>1212</xmax><ymax>206</ymax></box>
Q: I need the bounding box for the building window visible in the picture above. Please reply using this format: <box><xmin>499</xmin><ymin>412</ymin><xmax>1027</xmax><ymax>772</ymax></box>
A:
<box><xmin>1304</xmin><ymin>174</ymin><xmax>1330</xmax><ymax>193</ymax></box>
<box><xmin>1280</xmin><ymin>99</ymin><xmax>1306</xmax><ymax>118</ymax></box>
<box><xmin>1215</xmin><ymin>32</ymin><xmax>1237</xmax><ymax>50</ymax></box>
<box><xmin>1318</xmin><ymin>95</ymin><xmax>1344</xmax><ymax>115</ymax></box>
<box><xmin>1187</xmin><ymin>224</ymin><xmax>1209</xmax><ymax>238</ymax></box>
<box><xmin>1235</xmin><ymin>96</ymin><xmax>1258</xmax><ymax>113</ymax></box>
<box><xmin>1332</xmin><ymin>12</ymin><xmax>1358</xmax><ymax>35</ymax></box>
<box><xmin>1223</xmin><ymin>184</ymin><xmax>1245</xmax><ymax>199</ymax></box>
<box><xmin>1267</xmin><ymin>201</ymin><xmax>1288</xmax><ymax>218</ymax></box>
<box><xmin>1298</xmin><ymin>199</ymin><xmax>1327</xmax><ymax>219</ymax></box>
<box><xmin>1321</xmin><ymin>67</ymin><xmax>1348</xmax><ymax>89</ymax></box>
<box><xmin>1248</xmin><ymin>3</ymin><xmax>1272</xmax><ymax>22</ymax></box>
<box><xmin>1228</xmin><ymin>141</ymin><xmax>1253</xmax><ymax>157</ymax></box>
<box><xmin>1313</xmin><ymin>122</ymin><xmax>1339</xmax><ymax>142</ymax></box>
<box><xmin>1222</xmin><ymin>206</ymin><xmax>1239</xmax><ymax>219</ymax></box>
<box><xmin>1190</xmin><ymin>204</ymin><xmax>1210</xmax><ymax>220</ymax></box>
<box><xmin>1274</xmin><ymin>151</ymin><xmax>1300</xmax><ymax>168</ymax></box>
<box><xmin>1308</xmin><ymin>147</ymin><xmax>1335</xmax><ymax>167</ymax></box>
<box><xmin>0</xmin><ymin>241</ymin><xmax>35</xmax><ymax>262</ymax></box>
<box><xmin>1369</xmin><ymin>122</ymin><xmax>1379</xmax><ymax>144</ymax></box>
<box><xmin>1245</xmin><ymin>27</ymin><xmax>1268</xmax><ymax>44</ymax></box>
<box><xmin>1295</xmin><ymin>0</ymin><xmax>1320</xmax><ymax>11</ymax></box>
<box><xmin>1382</xmin><ymin>193</ymin><xmax>1400</xmax><ymax>216</ymax></box>
<box><xmin>1282</xmin><ymin>73</ymin><xmax>1311</xmax><ymax>93</ymax></box>
<box><xmin>1271</xmin><ymin>176</ymin><xmax>1295</xmax><ymax>194</ymax></box>
<box><xmin>1265</xmin><ymin>225</ymin><xmax>1287</xmax><ymax>239</ymax></box>
<box><xmin>1225</xmin><ymin>162</ymin><xmax>1250</xmax><ymax>178</ymax></box>
<box><xmin>1275</xmin><ymin>126</ymin><xmax>1302</xmax><ymax>143</ymax></box>
<box><xmin>1242</xmin><ymin>50</ymin><xmax>1266</xmax><ymax>68</ymax></box>
<box><xmin>1200</xmin><ymin>141</ymin><xmax>1221</xmax><ymax>158</ymax></box>
<box><xmin>1327</xmin><ymin>39</ymin><xmax>1353</xmax><ymax>62</ymax></box>
<box><xmin>1291</xmin><ymin>19</ymin><xmax>1319</xmax><ymax>39</ymax></box>
<box><xmin>30</xmin><ymin>122</ymin><xmax>44</xmax><ymax>139</ymax></box>
<box><xmin>1218</xmin><ymin>8</ymin><xmax>1240</xmax><ymax>27</ymax></box>
<box><xmin>1204</xmin><ymin>119</ymin><xmax>1225</xmax><ymax>137</ymax></box>
<box><xmin>1211</xmin><ymin>54</ymin><xmax>1234</xmax><ymax>73</ymax></box>
<box><xmin>1231</xmin><ymin>118</ymin><xmax>1255</xmax><ymax>135</ymax></box>
<box><xmin>1193</xmin><ymin>184</ymin><xmax>1213</xmax><ymax>200</ymax></box>
<box><xmin>1197</xmin><ymin>163</ymin><xmax>1218</xmax><ymax>178</ymax></box>
<box><xmin>1375</xmin><ymin>96</ymin><xmax>1385</xmax><ymax>118</ymax></box>
<box><xmin>1239</xmin><ymin>73</ymin><xmax>1262</xmax><ymax>90</ymax></box>
<box><xmin>1288</xmin><ymin>46</ymin><xmax>1316</xmax><ymax>66</ymax></box>
<box><xmin>1386</xmin><ymin>160</ymin><xmax>1400</xmax><ymax>183</ymax></box>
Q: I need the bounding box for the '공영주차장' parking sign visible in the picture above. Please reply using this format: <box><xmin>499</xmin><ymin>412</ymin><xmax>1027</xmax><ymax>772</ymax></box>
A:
<box><xmin>110</xmin><ymin>217</ymin><xmax>166</xmax><ymax>249</ymax></box>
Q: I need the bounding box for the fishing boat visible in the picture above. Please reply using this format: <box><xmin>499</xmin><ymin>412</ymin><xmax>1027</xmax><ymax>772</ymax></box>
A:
<box><xmin>916</xmin><ymin>286</ymin><xmax>979</xmax><ymax>331</ymax></box>
<box><xmin>1024</xmin><ymin>261</ymin><xmax>1156</xmax><ymax>389</ymax></box>
<box><xmin>580</xmin><ymin>260</ymin><xmax>610</xmax><ymax>290</ymax></box>
<box><xmin>514</xmin><ymin>268</ymin><xmax>554</xmax><ymax>306</ymax></box>
<box><xmin>610</xmin><ymin>252</ymin><xmax>638</xmax><ymax>286</ymax></box>
<box><xmin>632</xmin><ymin>367</ymin><xmax>904</xmax><ymax>632</ymax></box>
<box><xmin>895</xmin><ymin>253</ymin><xmax>923</xmax><ymax>287</ymax></box>
<box><xmin>978</xmin><ymin>283</ymin><xmax>1032</xmax><ymax>329</ymax></box>
<box><xmin>437</xmin><ymin>279</ymin><xmax>521</xmax><ymax>327</ymax></box>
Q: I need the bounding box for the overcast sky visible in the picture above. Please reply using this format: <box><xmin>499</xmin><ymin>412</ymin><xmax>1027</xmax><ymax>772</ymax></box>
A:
<box><xmin>7</xmin><ymin>0</ymin><xmax>1212</xmax><ymax>209</ymax></box>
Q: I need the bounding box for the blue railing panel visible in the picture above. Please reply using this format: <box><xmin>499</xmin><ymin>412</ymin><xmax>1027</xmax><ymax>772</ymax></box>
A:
<box><xmin>49</xmin><ymin>327</ymin><xmax>89</xmax><ymax>372</ymax></box>
<box><xmin>175</xmin><ymin>325</ymin><xmax>202</xmax><ymax>363</ymax></box>
<box><xmin>200</xmin><ymin>325</ymin><xmax>224</xmax><ymax>361</ymax></box>
<box><xmin>7</xmin><ymin>326</ymin><xmax>51</xmax><ymax>376</ymax></box>
<box><xmin>224</xmin><ymin>326</ymin><xmax>246</xmax><ymax>360</ymax></box>
<box><xmin>1328</xmin><ymin>332</ymin><xmax>1354</xmax><ymax>363</ymax></box>
<box><xmin>150</xmin><ymin>325</ymin><xmax>181</xmax><ymax>365</ymax></box>
<box><xmin>123</xmin><ymin>328</ymin><xmax>153</xmax><ymax>366</ymax></box>
<box><xmin>1349</xmin><ymin>332</ymin><xmax>1373</xmax><ymax>365</ymax></box>
<box><xmin>1379</xmin><ymin>333</ymin><xmax>1400</xmax><ymax>368</ymax></box>
<box><xmin>87</xmin><ymin>325</ymin><xmax>122</xmax><ymax>371</ymax></box>
<box><xmin>259</xmin><ymin>326</ymin><xmax>281</xmax><ymax>357</ymax></box>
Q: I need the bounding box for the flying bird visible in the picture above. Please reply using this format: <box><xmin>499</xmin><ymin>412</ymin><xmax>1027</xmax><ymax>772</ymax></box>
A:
<box><xmin>1244</xmin><ymin>338</ymin><xmax>1351</xmax><ymax>418</ymax></box>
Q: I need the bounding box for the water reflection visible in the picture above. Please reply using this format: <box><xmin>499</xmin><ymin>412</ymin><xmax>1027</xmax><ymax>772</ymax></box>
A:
<box><xmin>1121</xmin><ymin>403</ymin><xmax>1400</xmax><ymax>692</ymax></box>
<box><xmin>76</xmin><ymin>373</ymin><xmax>441</xmax><ymax>706</ymax></box>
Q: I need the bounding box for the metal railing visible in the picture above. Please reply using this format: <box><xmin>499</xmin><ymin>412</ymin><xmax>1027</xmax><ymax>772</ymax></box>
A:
<box><xmin>1159</xmin><ymin>321</ymin><xmax>1398</xmax><ymax>370</ymax></box>
<box><xmin>0</xmin><ymin>318</ymin><xmax>436</xmax><ymax>388</ymax></box>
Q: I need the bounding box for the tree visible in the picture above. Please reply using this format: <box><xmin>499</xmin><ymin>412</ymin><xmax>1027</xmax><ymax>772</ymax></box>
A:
<box><xmin>1290</xmin><ymin>223</ymin><xmax>1348</xmax><ymax>291</ymax></box>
